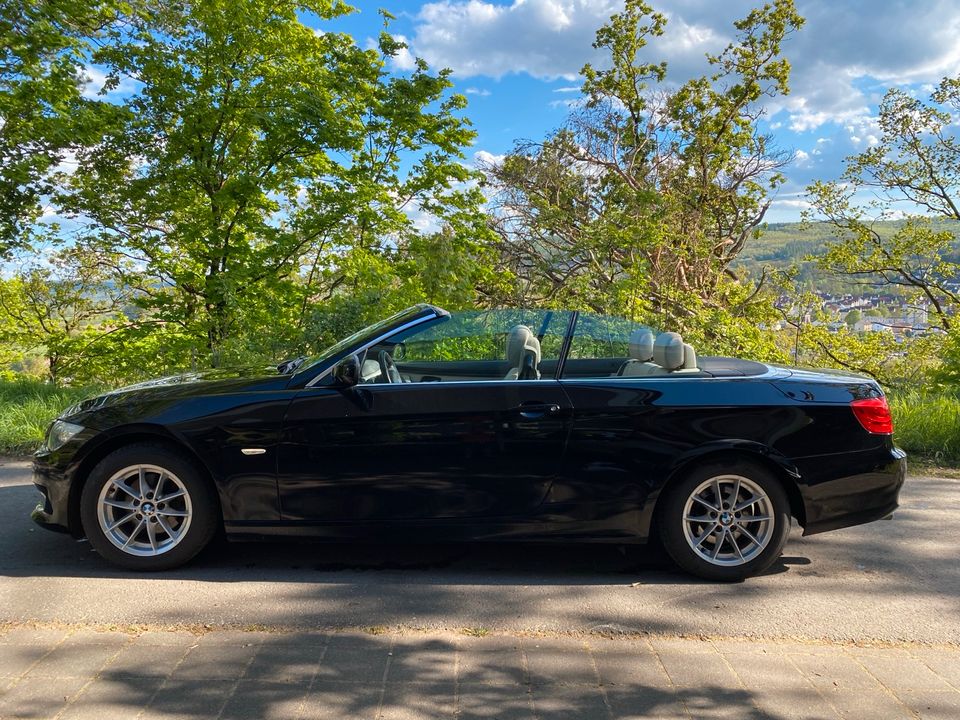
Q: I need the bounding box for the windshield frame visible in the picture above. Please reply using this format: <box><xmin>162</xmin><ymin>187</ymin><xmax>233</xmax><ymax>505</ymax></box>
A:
<box><xmin>290</xmin><ymin>304</ymin><xmax>444</xmax><ymax>387</ymax></box>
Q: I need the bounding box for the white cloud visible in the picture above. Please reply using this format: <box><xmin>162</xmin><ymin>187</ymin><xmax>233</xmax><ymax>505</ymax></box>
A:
<box><xmin>553</xmin><ymin>86</ymin><xmax>582</xmax><ymax>93</ymax></box>
<box><xmin>465</xmin><ymin>87</ymin><xmax>491</xmax><ymax>96</ymax></box>
<box><xmin>81</xmin><ymin>65</ymin><xmax>139</xmax><ymax>100</ymax></box>
<box><xmin>473</xmin><ymin>149</ymin><xmax>506</xmax><ymax>167</ymax></box>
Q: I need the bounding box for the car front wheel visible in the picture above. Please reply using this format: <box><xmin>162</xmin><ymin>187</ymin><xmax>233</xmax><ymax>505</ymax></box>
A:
<box><xmin>658</xmin><ymin>460</ymin><xmax>791</xmax><ymax>581</ymax></box>
<box><xmin>80</xmin><ymin>444</ymin><xmax>217</xmax><ymax>570</ymax></box>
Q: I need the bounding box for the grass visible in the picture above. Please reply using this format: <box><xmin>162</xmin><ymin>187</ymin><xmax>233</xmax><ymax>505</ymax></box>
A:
<box><xmin>888</xmin><ymin>391</ymin><xmax>960</xmax><ymax>466</ymax></box>
<box><xmin>0</xmin><ymin>378</ymin><xmax>100</xmax><ymax>455</ymax></box>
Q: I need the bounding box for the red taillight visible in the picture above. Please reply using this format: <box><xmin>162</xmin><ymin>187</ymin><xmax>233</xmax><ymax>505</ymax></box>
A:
<box><xmin>851</xmin><ymin>396</ymin><xmax>894</xmax><ymax>435</ymax></box>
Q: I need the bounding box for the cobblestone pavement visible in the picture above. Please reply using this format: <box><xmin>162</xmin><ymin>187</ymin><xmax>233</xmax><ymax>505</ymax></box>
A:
<box><xmin>1</xmin><ymin>625</ymin><xmax>959</xmax><ymax>720</ymax></box>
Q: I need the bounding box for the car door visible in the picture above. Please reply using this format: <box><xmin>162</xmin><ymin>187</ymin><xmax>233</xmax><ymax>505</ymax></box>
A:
<box><xmin>277</xmin><ymin>310</ymin><xmax>575</xmax><ymax>523</ymax></box>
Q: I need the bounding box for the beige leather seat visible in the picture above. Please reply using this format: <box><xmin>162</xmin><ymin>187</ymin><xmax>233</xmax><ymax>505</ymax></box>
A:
<box><xmin>651</xmin><ymin>331</ymin><xmax>698</xmax><ymax>373</ymax></box>
<box><xmin>504</xmin><ymin>325</ymin><xmax>541</xmax><ymax>380</ymax></box>
<box><xmin>619</xmin><ymin>329</ymin><xmax>661</xmax><ymax>376</ymax></box>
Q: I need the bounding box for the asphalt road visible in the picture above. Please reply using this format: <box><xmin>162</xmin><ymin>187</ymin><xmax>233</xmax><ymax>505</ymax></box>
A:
<box><xmin>2</xmin><ymin>458</ymin><xmax>957</xmax><ymax>645</ymax></box>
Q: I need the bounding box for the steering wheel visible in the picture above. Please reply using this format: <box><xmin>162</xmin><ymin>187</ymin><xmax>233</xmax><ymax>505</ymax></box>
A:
<box><xmin>378</xmin><ymin>349</ymin><xmax>402</xmax><ymax>383</ymax></box>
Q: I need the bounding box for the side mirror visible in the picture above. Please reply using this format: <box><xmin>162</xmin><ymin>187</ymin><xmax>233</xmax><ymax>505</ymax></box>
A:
<box><xmin>332</xmin><ymin>354</ymin><xmax>360</xmax><ymax>387</ymax></box>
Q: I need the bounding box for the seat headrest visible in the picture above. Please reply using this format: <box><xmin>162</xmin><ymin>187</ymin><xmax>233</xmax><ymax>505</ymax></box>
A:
<box><xmin>506</xmin><ymin>325</ymin><xmax>541</xmax><ymax>367</ymax></box>
<box><xmin>653</xmin><ymin>332</ymin><xmax>686</xmax><ymax>371</ymax></box>
<box><xmin>628</xmin><ymin>329</ymin><xmax>655</xmax><ymax>362</ymax></box>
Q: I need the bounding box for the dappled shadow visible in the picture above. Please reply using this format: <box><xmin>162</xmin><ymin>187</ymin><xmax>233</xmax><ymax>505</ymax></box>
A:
<box><xmin>0</xmin><ymin>630</ymin><xmax>810</xmax><ymax>719</ymax></box>
<box><xmin>3</xmin><ymin>475</ymin><xmax>960</xmax><ymax>643</ymax></box>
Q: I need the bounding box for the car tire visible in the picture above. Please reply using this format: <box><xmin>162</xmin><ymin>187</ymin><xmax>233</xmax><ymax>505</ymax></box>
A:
<box><xmin>80</xmin><ymin>443</ymin><xmax>218</xmax><ymax>571</ymax></box>
<box><xmin>658</xmin><ymin>459</ymin><xmax>791</xmax><ymax>581</ymax></box>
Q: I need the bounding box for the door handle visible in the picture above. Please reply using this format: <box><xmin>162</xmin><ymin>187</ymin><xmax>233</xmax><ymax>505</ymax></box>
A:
<box><xmin>513</xmin><ymin>402</ymin><xmax>561</xmax><ymax>419</ymax></box>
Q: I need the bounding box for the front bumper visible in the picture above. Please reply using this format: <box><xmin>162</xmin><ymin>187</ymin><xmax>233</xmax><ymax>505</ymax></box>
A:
<box><xmin>31</xmin><ymin>449</ymin><xmax>75</xmax><ymax>534</ymax></box>
<box><xmin>799</xmin><ymin>445</ymin><xmax>907</xmax><ymax>536</ymax></box>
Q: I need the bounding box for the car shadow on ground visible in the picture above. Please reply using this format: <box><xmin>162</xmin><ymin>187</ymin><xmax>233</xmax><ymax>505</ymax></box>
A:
<box><xmin>1</xmin><ymin>482</ymin><xmax>809</xmax><ymax>584</ymax></box>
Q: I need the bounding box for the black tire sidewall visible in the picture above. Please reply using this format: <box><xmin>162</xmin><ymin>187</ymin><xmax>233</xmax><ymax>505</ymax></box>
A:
<box><xmin>79</xmin><ymin>443</ymin><xmax>218</xmax><ymax>571</ymax></box>
<box><xmin>658</xmin><ymin>459</ymin><xmax>791</xmax><ymax>582</ymax></box>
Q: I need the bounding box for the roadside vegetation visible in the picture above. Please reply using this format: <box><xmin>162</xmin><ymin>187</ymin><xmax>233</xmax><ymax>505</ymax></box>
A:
<box><xmin>2</xmin><ymin>0</ymin><xmax>959</xmax><ymax>463</ymax></box>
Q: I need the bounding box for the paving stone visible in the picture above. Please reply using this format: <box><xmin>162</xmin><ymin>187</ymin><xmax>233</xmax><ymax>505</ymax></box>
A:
<box><xmin>673</xmin><ymin>688</ymin><xmax>766</xmax><ymax>720</ymax></box>
<box><xmin>457</xmin><ymin>684</ymin><xmax>535</xmax><ymax>720</ymax></box>
<box><xmin>314</xmin><ymin>640</ymin><xmax>391</xmax><ymax>684</ymax></box>
<box><xmin>63</xmin><ymin>629</ymin><xmax>132</xmax><ymax>646</ymax></box>
<box><xmin>0</xmin><ymin>676</ymin><xmax>88</xmax><ymax>719</ymax></box>
<box><xmin>134</xmin><ymin>631</ymin><xmax>200</xmax><ymax>646</ymax></box>
<box><xmin>380</xmin><ymin>681</ymin><xmax>455</xmax><ymax>719</ymax></box>
<box><xmin>168</xmin><ymin>643</ymin><xmax>258</xmax><ymax>680</ymax></box>
<box><xmin>711</xmin><ymin>639</ymin><xmax>788</xmax><ymax>656</ymax></box>
<box><xmin>58</xmin><ymin>675</ymin><xmax>166</xmax><ymax>720</ymax></box>
<box><xmin>196</xmin><ymin>630</ymin><xmax>271</xmax><ymax>646</ymax></box>
<box><xmin>727</xmin><ymin>652</ymin><xmax>811</xmax><ymax>692</ymax></box>
<box><xmin>522</xmin><ymin>638</ymin><xmax>598</xmax><ymax>687</ymax></box>
<box><xmin>219</xmin><ymin>680</ymin><xmax>312</xmax><ymax>720</ymax></box>
<box><xmin>911</xmin><ymin>648</ymin><xmax>960</xmax><ymax>688</ymax></box>
<box><xmin>894</xmin><ymin>690</ymin><xmax>960</xmax><ymax>720</ymax></box>
<box><xmin>749</xmin><ymin>684</ymin><xmax>839</xmax><ymax>720</ymax></box>
<box><xmin>0</xmin><ymin>627</ymin><xmax>71</xmax><ymax>646</ymax></box>
<box><xmin>588</xmin><ymin>639</ymin><xmax>672</xmax><ymax>688</ymax></box>
<box><xmin>387</xmin><ymin>636</ymin><xmax>458</xmax><ymax>684</ymax></box>
<box><xmin>789</xmin><ymin>653</ymin><xmax>882</xmax><ymax>691</ymax></box>
<box><xmin>456</xmin><ymin>637</ymin><xmax>526</xmax><ymax>686</ymax></box>
<box><xmin>299</xmin><ymin>680</ymin><xmax>385</xmax><ymax>719</ymax></box>
<box><xmin>529</xmin><ymin>684</ymin><xmax>610</xmax><ymax>720</ymax></box>
<box><xmin>653</xmin><ymin>645</ymin><xmax>741</xmax><ymax>689</ymax></box>
<box><xmin>139</xmin><ymin>676</ymin><xmax>238</xmax><ymax>720</ymax></box>
<box><xmin>243</xmin><ymin>642</ymin><xmax>326</xmax><ymax>684</ymax></box>
<box><xmin>24</xmin><ymin>642</ymin><xmax>122</xmax><ymax>679</ymax></box>
<box><xmin>604</xmin><ymin>683</ymin><xmax>688</xmax><ymax>720</ymax></box>
<box><xmin>850</xmin><ymin>652</ymin><xmax>954</xmax><ymax>692</ymax></box>
<box><xmin>0</xmin><ymin>645</ymin><xmax>51</xmax><ymax>678</ymax></box>
<box><xmin>101</xmin><ymin>642</ymin><xmax>192</xmax><ymax>679</ymax></box>
<box><xmin>824</xmin><ymin>689</ymin><xmax>915</xmax><ymax>720</ymax></box>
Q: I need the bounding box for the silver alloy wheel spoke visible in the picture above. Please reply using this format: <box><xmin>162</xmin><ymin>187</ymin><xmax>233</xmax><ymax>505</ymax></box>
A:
<box><xmin>97</xmin><ymin>464</ymin><xmax>193</xmax><ymax>558</ymax></box>
<box><xmin>103</xmin><ymin>498</ymin><xmax>137</xmax><ymax>510</ymax></box>
<box><xmin>691</xmin><ymin>495</ymin><xmax>719</xmax><ymax>512</ymax></box>
<box><xmin>681</xmin><ymin>474</ymin><xmax>775</xmax><ymax>567</ymax></box>
<box><xmin>106</xmin><ymin>512</ymin><xmax>136</xmax><ymax>531</ymax></box>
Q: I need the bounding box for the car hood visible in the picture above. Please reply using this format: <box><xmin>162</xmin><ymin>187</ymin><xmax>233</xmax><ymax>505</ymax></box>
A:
<box><xmin>60</xmin><ymin>366</ymin><xmax>292</xmax><ymax>420</ymax></box>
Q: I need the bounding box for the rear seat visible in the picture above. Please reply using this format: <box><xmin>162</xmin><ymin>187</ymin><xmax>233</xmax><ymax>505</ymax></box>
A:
<box><xmin>621</xmin><ymin>331</ymin><xmax>697</xmax><ymax>376</ymax></box>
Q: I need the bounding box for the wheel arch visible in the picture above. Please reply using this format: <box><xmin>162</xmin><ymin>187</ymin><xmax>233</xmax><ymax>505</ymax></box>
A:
<box><xmin>647</xmin><ymin>441</ymin><xmax>807</xmax><ymax>533</ymax></box>
<box><xmin>67</xmin><ymin>425</ymin><xmax>220</xmax><ymax>537</ymax></box>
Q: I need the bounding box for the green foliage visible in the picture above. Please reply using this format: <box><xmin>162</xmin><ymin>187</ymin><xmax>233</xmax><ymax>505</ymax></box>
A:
<box><xmin>0</xmin><ymin>378</ymin><xmax>100</xmax><ymax>454</ymax></box>
<box><xmin>0</xmin><ymin>0</ymin><xmax>123</xmax><ymax>255</ymax></box>
<box><xmin>59</xmin><ymin>0</ymin><xmax>484</xmax><ymax>366</ymax></box>
<box><xmin>486</xmin><ymin>0</ymin><xmax>802</xmax><ymax>361</ymax></box>
<box><xmin>889</xmin><ymin>391</ymin><xmax>960</xmax><ymax>464</ymax></box>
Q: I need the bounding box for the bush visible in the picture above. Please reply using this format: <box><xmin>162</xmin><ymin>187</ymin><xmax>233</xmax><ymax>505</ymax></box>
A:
<box><xmin>0</xmin><ymin>379</ymin><xmax>100</xmax><ymax>455</ymax></box>
<box><xmin>889</xmin><ymin>391</ymin><xmax>960</xmax><ymax>465</ymax></box>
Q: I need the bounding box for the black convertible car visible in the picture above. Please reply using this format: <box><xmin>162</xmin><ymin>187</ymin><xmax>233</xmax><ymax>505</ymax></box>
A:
<box><xmin>32</xmin><ymin>304</ymin><xmax>905</xmax><ymax>580</ymax></box>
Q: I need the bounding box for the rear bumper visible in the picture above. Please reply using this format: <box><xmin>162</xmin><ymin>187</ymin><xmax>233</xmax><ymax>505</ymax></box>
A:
<box><xmin>798</xmin><ymin>445</ymin><xmax>906</xmax><ymax>536</ymax></box>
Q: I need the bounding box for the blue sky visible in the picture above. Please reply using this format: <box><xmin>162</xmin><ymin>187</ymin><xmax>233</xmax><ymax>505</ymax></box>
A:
<box><xmin>292</xmin><ymin>0</ymin><xmax>960</xmax><ymax>223</ymax></box>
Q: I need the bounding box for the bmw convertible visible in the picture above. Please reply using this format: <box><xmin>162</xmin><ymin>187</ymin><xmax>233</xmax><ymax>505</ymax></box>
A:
<box><xmin>32</xmin><ymin>304</ymin><xmax>905</xmax><ymax>580</ymax></box>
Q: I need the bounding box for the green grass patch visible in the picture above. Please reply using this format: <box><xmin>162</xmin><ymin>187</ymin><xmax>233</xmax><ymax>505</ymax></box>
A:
<box><xmin>0</xmin><ymin>379</ymin><xmax>100</xmax><ymax>455</ymax></box>
<box><xmin>889</xmin><ymin>391</ymin><xmax>960</xmax><ymax>466</ymax></box>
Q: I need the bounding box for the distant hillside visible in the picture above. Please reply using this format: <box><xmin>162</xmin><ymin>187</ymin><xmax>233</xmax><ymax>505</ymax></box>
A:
<box><xmin>733</xmin><ymin>219</ymin><xmax>960</xmax><ymax>291</ymax></box>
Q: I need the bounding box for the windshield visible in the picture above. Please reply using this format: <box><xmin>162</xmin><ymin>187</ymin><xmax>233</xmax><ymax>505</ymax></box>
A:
<box><xmin>301</xmin><ymin>305</ymin><xmax>438</xmax><ymax>371</ymax></box>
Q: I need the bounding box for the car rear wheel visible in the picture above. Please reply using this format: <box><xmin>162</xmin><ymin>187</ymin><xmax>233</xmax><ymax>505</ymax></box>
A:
<box><xmin>658</xmin><ymin>460</ymin><xmax>791</xmax><ymax>581</ymax></box>
<box><xmin>80</xmin><ymin>444</ymin><xmax>217</xmax><ymax>571</ymax></box>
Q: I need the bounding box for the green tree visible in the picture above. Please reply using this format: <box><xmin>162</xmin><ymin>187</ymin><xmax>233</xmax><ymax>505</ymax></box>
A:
<box><xmin>0</xmin><ymin>238</ymin><xmax>130</xmax><ymax>382</ymax></box>
<box><xmin>0</xmin><ymin>0</ymin><xmax>122</xmax><ymax>256</ymax></box>
<box><xmin>806</xmin><ymin>75</ymin><xmax>960</xmax><ymax>384</ymax></box>
<box><xmin>845</xmin><ymin>309</ymin><xmax>862</xmax><ymax>326</ymax></box>
<box><xmin>63</xmin><ymin>0</ymin><xmax>483</xmax><ymax>366</ymax></box>
<box><xmin>484</xmin><ymin>0</ymin><xmax>802</xmax><ymax>359</ymax></box>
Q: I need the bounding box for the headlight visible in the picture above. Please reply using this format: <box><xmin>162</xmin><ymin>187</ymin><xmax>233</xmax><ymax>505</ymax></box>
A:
<box><xmin>45</xmin><ymin>420</ymin><xmax>85</xmax><ymax>451</ymax></box>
